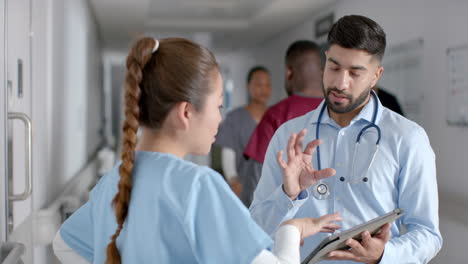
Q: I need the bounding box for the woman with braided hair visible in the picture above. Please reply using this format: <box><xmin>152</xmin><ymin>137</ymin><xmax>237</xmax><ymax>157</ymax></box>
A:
<box><xmin>53</xmin><ymin>37</ymin><xmax>341</xmax><ymax>264</ymax></box>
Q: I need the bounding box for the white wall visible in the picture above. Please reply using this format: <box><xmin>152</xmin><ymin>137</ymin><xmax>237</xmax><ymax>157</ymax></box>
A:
<box><xmin>84</xmin><ymin>8</ymin><xmax>104</xmax><ymax>158</ymax></box>
<box><xmin>328</xmin><ymin>0</ymin><xmax>468</xmax><ymax>204</ymax></box>
<box><xmin>250</xmin><ymin>0</ymin><xmax>468</xmax><ymax>262</ymax></box>
<box><xmin>251</xmin><ymin>3</ymin><xmax>334</xmax><ymax>103</ymax></box>
<box><xmin>32</xmin><ymin>0</ymin><xmax>102</xmax><ymax>211</ymax></box>
<box><xmin>215</xmin><ymin>50</ymin><xmax>256</xmax><ymax>110</ymax></box>
<box><xmin>31</xmin><ymin>0</ymin><xmax>103</xmax><ymax>262</ymax></box>
<box><xmin>0</xmin><ymin>0</ymin><xmax>7</xmax><ymax>241</ymax></box>
<box><xmin>62</xmin><ymin>0</ymin><xmax>103</xmax><ymax>181</ymax></box>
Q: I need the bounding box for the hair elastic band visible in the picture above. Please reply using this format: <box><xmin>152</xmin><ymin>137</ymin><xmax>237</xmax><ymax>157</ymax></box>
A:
<box><xmin>152</xmin><ymin>39</ymin><xmax>159</xmax><ymax>53</ymax></box>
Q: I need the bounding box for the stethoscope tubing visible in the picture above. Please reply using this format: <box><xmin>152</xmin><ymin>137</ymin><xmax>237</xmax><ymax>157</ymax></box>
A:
<box><xmin>312</xmin><ymin>91</ymin><xmax>381</xmax><ymax>198</ymax></box>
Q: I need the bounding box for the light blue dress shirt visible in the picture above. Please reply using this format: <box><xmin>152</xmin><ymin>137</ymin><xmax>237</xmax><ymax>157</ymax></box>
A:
<box><xmin>60</xmin><ymin>151</ymin><xmax>272</xmax><ymax>263</ymax></box>
<box><xmin>250</xmin><ymin>96</ymin><xmax>442</xmax><ymax>264</ymax></box>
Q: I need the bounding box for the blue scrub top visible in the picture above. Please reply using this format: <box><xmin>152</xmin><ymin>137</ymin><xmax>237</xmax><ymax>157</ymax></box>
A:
<box><xmin>60</xmin><ymin>151</ymin><xmax>272</xmax><ymax>263</ymax></box>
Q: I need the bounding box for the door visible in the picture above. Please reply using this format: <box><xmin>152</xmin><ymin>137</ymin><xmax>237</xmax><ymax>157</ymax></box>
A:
<box><xmin>1</xmin><ymin>0</ymin><xmax>8</xmax><ymax>243</ymax></box>
<box><xmin>2</xmin><ymin>0</ymin><xmax>34</xmax><ymax>262</ymax></box>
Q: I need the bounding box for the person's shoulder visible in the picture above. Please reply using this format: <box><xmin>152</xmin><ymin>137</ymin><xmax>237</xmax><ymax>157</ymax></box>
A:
<box><xmin>165</xmin><ymin>155</ymin><xmax>221</xmax><ymax>179</ymax></box>
<box><xmin>197</xmin><ymin>165</ymin><xmax>224</xmax><ymax>179</ymax></box>
<box><xmin>186</xmin><ymin>166</ymin><xmax>230</xmax><ymax>200</ymax></box>
<box><xmin>265</xmin><ymin>98</ymin><xmax>290</xmax><ymax>115</ymax></box>
<box><xmin>378</xmin><ymin>88</ymin><xmax>397</xmax><ymax>100</ymax></box>
<box><xmin>90</xmin><ymin>163</ymin><xmax>120</xmax><ymax>197</ymax></box>
<box><xmin>226</xmin><ymin>106</ymin><xmax>247</xmax><ymax>118</ymax></box>
<box><xmin>285</xmin><ymin>107</ymin><xmax>316</xmax><ymax>125</ymax></box>
<box><xmin>380</xmin><ymin>108</ymin><xmax>426</xmax><ymax>137</ymax></box>
<box><xmin>134</xmin><ymin>152</ymin><xmax>204</xmax><ymax>182</ymax></box>
<box><xmin>264</xmin><ymin>96</ymin><xmax>312</xmax><ymax>118</ymax></box>
<box><xmin>221</xmin><ymin>107</ymin><xmax>251</xmax><ymax>127</ymax></box>
<box><xmin>136</xmin><ymin>152</ymin><xmax>225</xmax><ymax>194</ymax></box>
<box><xmin>165</xmin><ymin>159</ymin><xmax>223</xmax><ymax>185</ymax></box>
<box><xmin>254</xmin><ymin>99</ymin><xmax>290</xmax><ymax>128</ymax></box>
<box><xmin>274</xmin><ymin>109</ymin><xmax>315</xmax><ymax>135</ymax></box>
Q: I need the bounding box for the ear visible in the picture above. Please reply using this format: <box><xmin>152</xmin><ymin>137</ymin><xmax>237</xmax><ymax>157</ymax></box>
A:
<box><xmin>370</xmin><ymin>66</ymin><xmax>384</xmax><ymax>88</ymax></box>
<box><xmin>174</xmin><ymin>101</ymin><xmax>192</xmax><ymax>130</ymax></box>
<box><xmin>286</xmin><ymin>66</ymin><xmax>293</xmax><ymax>81</ymax></box>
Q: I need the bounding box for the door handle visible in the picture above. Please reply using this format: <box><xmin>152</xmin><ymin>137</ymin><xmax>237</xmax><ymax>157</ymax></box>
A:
<box><xmin>7</xmin><ymin>112</ymin><xmax>32</xmax><ymax>201</ymax></box>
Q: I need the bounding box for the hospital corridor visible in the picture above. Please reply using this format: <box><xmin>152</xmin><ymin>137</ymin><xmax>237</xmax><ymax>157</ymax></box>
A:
<box><xmin>1</xmin><ymin>0</ymin><xmax>468</xmax><ymax>263</ymax></box>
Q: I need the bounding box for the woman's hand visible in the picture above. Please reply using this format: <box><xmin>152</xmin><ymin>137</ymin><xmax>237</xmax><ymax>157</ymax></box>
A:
<box><xmin>282</xmin><ymin>212</ymin><xmax>343</xmax><ymax>240</ymax></box>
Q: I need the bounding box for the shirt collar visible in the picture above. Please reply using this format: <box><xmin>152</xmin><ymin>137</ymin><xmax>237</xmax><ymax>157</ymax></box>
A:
<box><xmin>309</xmin><ymin>100</ymin><xmax>333</xmax><ymax>125</ymax></box>
<box><xmin>309</xmin><ymin>90</ymin><xmax>384</xmax><ymax>127</ymax></box>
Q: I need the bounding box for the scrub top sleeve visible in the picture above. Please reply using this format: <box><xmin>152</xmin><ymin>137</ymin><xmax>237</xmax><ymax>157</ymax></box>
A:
<box><xmin>184</xmin><ymin>169</ymin><xmax>273</xmax><ymax>264</ymax></box>
<box><xmin>58</xmin><ymin>174</ymin><xmax>107</xmax><ymax>263</ymax></box>
<box><xmin>59</xmin><ymin>200</ymin><xmax>95</xmax><ymax>263</ymax></box>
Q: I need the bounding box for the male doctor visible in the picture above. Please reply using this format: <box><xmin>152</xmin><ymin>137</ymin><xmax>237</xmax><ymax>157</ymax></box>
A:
<box><xmin>250</xmin><ymin>15</ymin><xmax>442</xmax><ymax>263</ymax></box>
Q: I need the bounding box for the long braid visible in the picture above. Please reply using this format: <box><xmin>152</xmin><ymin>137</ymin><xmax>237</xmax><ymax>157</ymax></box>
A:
<box><xmin>105</xmin><ymin>38</ymin><xmax>156</xmax><ymax>264</ymax></box>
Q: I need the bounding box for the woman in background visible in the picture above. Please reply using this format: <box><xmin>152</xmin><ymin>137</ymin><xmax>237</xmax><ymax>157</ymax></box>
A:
<box><xmin>215</xmin><ymin>66</ymin><xmax>272</xmax><ymax>206</ymax></box>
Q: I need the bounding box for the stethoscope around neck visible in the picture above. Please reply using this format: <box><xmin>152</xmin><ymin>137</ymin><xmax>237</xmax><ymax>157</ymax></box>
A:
<box><xmin>312</xmin><ymin>91</ymin><xmax>382</xmax><ymax>200</ymax></box>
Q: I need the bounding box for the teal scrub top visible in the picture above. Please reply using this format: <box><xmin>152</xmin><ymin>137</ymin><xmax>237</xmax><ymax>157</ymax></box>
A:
<box><xmin>60</xmin><ymin>151</ymin><xmax>272</xmax><ymax>263</ymax></box>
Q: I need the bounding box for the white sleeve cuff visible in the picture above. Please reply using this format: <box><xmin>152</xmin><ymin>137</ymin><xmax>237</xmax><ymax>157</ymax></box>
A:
<box><xmin>221</xmin><ymin>147</ymin><xmax>237</xmax><ymax>180</ymax></box>
<box><xmin>251</xmin><ymin>224</ymin><xmax>301</xmax><ymax>264</ymax></box>
<box><xmin>273</xmin><ymin>224</ymin><xmax>301</xmax><ymax>263</ymax></box>
<box><xmin>53</xmin><ymin>231</ymin><xmax>90</xmax><ymax>264</ymax></box>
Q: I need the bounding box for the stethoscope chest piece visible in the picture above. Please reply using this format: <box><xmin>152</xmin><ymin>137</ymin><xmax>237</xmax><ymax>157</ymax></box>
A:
<box><xmin>312</xmin><ymin>182</ymin><xmax>330</xmax><ymax>200</ymax></box>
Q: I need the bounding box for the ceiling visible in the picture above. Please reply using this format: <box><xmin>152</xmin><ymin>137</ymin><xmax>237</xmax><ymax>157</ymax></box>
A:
<box><xmin>89</xmin><ymin>0</ymin><xmax>336</xmax><ymax>52</ymax></box>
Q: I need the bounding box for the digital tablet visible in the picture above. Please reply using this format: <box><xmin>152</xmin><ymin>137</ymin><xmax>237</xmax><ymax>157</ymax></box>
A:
<box><xmin>301</xmin><ymin>208</ymin><xmax>404</xmax><ymax>264</ymax></box>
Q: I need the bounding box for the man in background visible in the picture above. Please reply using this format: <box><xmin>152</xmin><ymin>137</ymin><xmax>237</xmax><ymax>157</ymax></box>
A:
<box><xmin>373</xmin><ymin>86</ymin><xmax>404</xmax><ymax>116</ymax></box>
<box><xmin>242</xmin><ymin>40</ymin><xmax>324</xmax><ymax>206</ymax></box>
